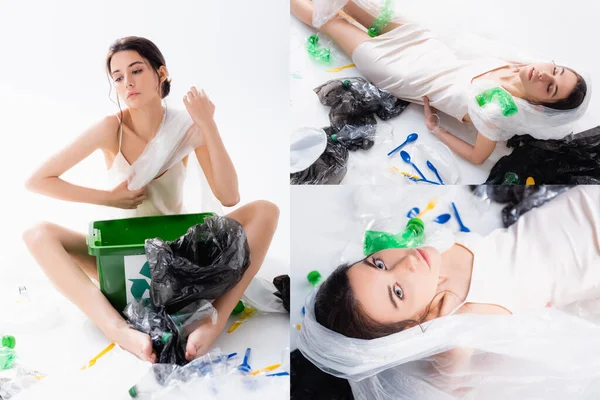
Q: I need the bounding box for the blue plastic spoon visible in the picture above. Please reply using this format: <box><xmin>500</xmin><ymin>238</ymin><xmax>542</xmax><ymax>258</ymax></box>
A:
<box><xmin>408</xmin><ymin>177</ymin><xmax>441</xmax><ymax>185</ymax></box>
<box><xmin>400</xmin><ymin>151</ymin><xmax>427</xmax><ymax>180</ymax></box>
<box><xmin>239</xmin><ymin>348</ymin><xmax>252</xmax><ymax>373</ymax></box>
<box><xmin>406</xmin><ymin>207</ymin><xmax>420</xmax><ymax>218</ymax></box>
<box><xmin>426</xmin><ymin>160</ymin><xmax>444</xmax><ymax>185</ymax></box>
<box><xmin>451</xmin><ymin>202</ymin><xmax>470</xmax><ymax>232</ymax></box>
<box><xmin>434</xmin><ymin>213</ymin><xmax>451</xmax><ymax>224</ymax></box>
<box><xmin>387</xmin><ymin>133</ymin><xmax>418</xmax><ymax>156</ymax></box>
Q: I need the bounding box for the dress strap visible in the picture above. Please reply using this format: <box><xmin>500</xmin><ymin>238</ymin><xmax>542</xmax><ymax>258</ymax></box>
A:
<box><xmin>115</xmin><ymin>112</ymin><xmax>124</xmax><ymax>152</ymax></box>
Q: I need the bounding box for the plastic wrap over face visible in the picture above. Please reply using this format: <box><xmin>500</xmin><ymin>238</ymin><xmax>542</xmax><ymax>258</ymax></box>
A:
<box><xmin>468</xmin><ymin>75</ymin><xmax>592</xmax><ymax>141</ymax></box>
<box><xmin>145</xmin><ymin>216</ymin><xmax>252</xmax><ymax>314</ymax></box>
<box><xmin>298</xmin><ymin>288</ymin><xmax>600</xmax><ymax>400</ymax></box>
<box><xmin>127</xmin><ymin>107</ymin><xmax>204</xmax><ymax>191</ymax></box>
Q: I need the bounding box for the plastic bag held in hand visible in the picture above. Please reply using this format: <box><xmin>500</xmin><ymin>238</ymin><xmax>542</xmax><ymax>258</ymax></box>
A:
<box><xmin>127</xmin><ymin>108</ymin><xmax>204</xmax><ymax>191</ymax></box>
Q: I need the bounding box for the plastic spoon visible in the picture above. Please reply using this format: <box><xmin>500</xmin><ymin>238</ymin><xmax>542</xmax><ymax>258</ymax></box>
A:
<box><xmin>426</xmin><ymin>160</ymin><xmax>444</xmax><ymax>185</ymax></box>
<box><xmin>387</xmin><ymin>133</ymin><xmax>418</xmax><ymax>156</ymax></box>
<box><xmin>416</xmin><ymin>199</ymin><xmax>437</xmax><ymax>218</ymax></box>
<box><xmin>408</xmin><ymin>177</ymin><xmax>441</xmax><ymax>185</ymax></box>
<box><xmin>406</xmin><ymin>207</ymin><xmax>420</xmax><ymax>218</ymax></box>
<box><xmin>400</xmin><ymin>151</ymin><xmax>427</xmax><ymax>180</ymax></box>
<box><xmin>239</xmin><ymin>348</ymin><xmax>252</xmax><ymax>373</ymax></box>
<box><xmin>434</xmin><ymin>214</ymin><xmax>451</xmax><ymax>224</ymax></box>
<box><xmin>451</xmin><ymin>202</ymin><xmax>470</xmax><ymax>232</ymax></box>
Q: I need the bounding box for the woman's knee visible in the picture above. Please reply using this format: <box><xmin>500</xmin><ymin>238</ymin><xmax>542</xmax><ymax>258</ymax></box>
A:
<box><xmin>247</xmin><ymin>200</ymin><xmax>280</xmax><ymax>228</ymax></box>
<box><xmin>22</xmin><ymin>222</ymin><xmax>57</xmax><ymax>249</ymax></box>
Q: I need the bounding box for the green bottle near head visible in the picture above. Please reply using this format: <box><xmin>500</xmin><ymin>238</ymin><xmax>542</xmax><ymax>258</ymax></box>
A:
<box><xmin>364</xmin><ymin>218</ymin><xmax>425</xmax><ymax>255</ymax></box>
<box><xmin>1</xmin><ymin>336</ymin><xmax>15</xmax><ymax>349</ymax></box>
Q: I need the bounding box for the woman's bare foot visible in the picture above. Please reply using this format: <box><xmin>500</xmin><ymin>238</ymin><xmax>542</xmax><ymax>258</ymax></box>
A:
<box><xmin>109</xmin><ymin>325</ymin><xmax>156</xmax><ymax>363</ymax></box>
<box><xmin>184</xmin><ymin>318</ymin><xmax>224</xmax><ymax>361</ymax></box>
<box><xmin>291</xmin><ymin>0</ymin><xmax>316</xmax><ymax>27</ymax></box>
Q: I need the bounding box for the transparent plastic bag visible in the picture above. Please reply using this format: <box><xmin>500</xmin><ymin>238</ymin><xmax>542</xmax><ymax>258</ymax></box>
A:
<box><xmin>470</xmin><ymin>185</ymin><xmax>573</xmax><ymax>227</ymax></box>
<box><xmin>314</xmin><ymin>77</ymin><xmax>409</xmax><ymax>130</ymax></box>
<box><xmin>298</xmin><ymin>289</ymin><xmax>600</xmax><ymax>400</ymax></box>
<box><xmin>126</xmin><ymin>108</ymin><xmax>204</xmax><ymax>191</ymax></box>
<box><xmin>124</xmin><ymin>299</ymin><xmax>217</xmax><ymax>365</ymax></box>
<box><xmin>242</xmin><ymin>277</ymin><xmax>288</xmax><ymax>314</ymax></box>
<box><xmin>0</xmin><ymin>363</ymin><xmax>45</xmax><ymax>400</ymax></box>
<box><xmin>290</xmin><ymin>132</ymin><xmax>349</xmax><ymax>185</ymax></box>
<box><xmin>389</xmin><ymin>142</ymin><xmax>460</xmax><ymax>185</ymax></box>
<box><xmin>290</xmin><ymin>127</ymin><xmax>328</xmax><ymax>174</ymax></box>
<box><xmin>468</xmin><ymin>76</ymin><xmax>592</xmax><ymax>142</ymax></box>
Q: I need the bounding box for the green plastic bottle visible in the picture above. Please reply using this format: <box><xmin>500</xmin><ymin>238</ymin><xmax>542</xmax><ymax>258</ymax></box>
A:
<box><xmin>502</xmin><ymin>172</ymin><xmax>520</xmax><ymax>185</ymax></box>
<box><xmin>364</xmin><ymin>218</ymin><xmax>425</xmax><ymax>255</ymax></box>
<box><xmin>475</xmin><ymin>87</ymin><xmax>519</xmax><ymax>117</ymax></box>
<box><xmin>368</xmin><ymin>0</ymin><xmax>394</xmax><ymax>37</ymax></box>
<box><xmin>0</xmin><ymin>336</ymin><xmax>17</xmax><ymax>370</ymax></box>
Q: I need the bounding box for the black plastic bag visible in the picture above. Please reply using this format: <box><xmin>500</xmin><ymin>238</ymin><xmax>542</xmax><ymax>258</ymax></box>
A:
<box><xmin>124</xmin><ymin>215</ymin><xmax>251</xmax><ymax>365</ymax></box>
<box><xmin>146</xmin><ymin>216</ymin><xmax>252</xmax><ymax>314</ymax></box>
<box><xmin>471</xmin><ymin>185</ymin><xmax>573</xmax><ymax>227</ymax></box>
<box><xmin>291</xmin><ymin>349</ymin><xmax>354</xmax><ymax>400</ymax></box>
<box><xmin>330</xmin><ymin>124</ymin><xmax>377</xmax><ymax>151</ymax></box>
<box><xmin>272</xmin><ymin>275</ymin><xmax>290</xmax><ymax>313</ymax></box>
<box><xmin>291</xmin><ymin>130</ymin><xmax>349</xmax><ymax>185</ymax></box>
<box><xmin>485</xmin><ymin>126</ymin><xmax>600</xmax><ymax>184</ymax></box>
<box><xmin>314</xmin><ymin>77</ymin><xmax>409</xmax><ymax>130</ymax></box>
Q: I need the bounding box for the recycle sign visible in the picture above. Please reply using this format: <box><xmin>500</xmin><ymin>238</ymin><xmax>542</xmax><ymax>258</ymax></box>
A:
<box><xmin>124</xmin><ymin>255</ymin><xmax>152</xmax><ymax>302</ymax></box>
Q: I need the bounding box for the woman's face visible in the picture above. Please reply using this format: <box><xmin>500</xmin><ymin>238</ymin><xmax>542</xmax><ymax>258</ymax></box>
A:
<box><xmin>519</xmin><ymin>62</ymin><xmax>578</xmax><ymax>104</ymax></box>
<box><xmin>110</xmin><ymin>50</ymin><xmax>163</xmax><ymax>107</ymax></box>
<box><xmin>347</xmin><ymin>247</ymin><xmax>442</xmax><ymax>325</ymax></box>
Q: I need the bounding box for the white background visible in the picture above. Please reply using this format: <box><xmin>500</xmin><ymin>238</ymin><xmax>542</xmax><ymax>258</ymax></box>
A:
<box><xmin>291</xmin><ymin>0</ymin><xmax>600</xmax><ymax>184</ymax></box>
<box><xmin>0</xmin><ymin>1</ymin><xmax>289</xmax><ymax>398</ymax></box>
<box><xmin>0</xmin><ymin>0</ymin><xmax>289</xmax><ymax>274</ymax></box>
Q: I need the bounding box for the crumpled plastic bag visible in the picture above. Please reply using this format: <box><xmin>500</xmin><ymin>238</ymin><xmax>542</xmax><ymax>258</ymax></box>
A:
<box><xmin>272</xmin><ymin>275</ymin><xmax>290</xmax><ymax>313</ymax></box>
<box><xmin>125</xmin><ymin>215</ymin><xmax>251</xmax><ymax>365</ymax></box>
<box><xmin>0</xmin><ymin>362</ymin><xmax>45</xmax><ymax>400</ymax></box>
<box><xmin>485</xmin><ymin>126</ymin><xmax>600</xmax><ymax>184</ymax></box>
<box><xmin>291</xmin><ymin>131</ymin><xmax>349</xmax><ymax>185</ymax></box>
<box><xmin>146</xmin><ymin>216</ymin><xmax>252</xmax><ymax>314</ymax></box>
<box><xmin>124</xmin><ymin>299</ymin><xmax>217</xmax><ymax>365</ymax></box>
<box><xmin>471</xmin><ymin>185</ymin><xmax>573</xmax><ymax>227</ymax></box>
<box><xmin>314</xmin><ymin>77</ymin><xmax>409</xmax><ymax>130</ymax></box>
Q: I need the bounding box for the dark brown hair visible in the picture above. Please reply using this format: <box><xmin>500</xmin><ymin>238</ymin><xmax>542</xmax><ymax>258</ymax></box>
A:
<box><xmin>314</xmin><ymin>263</ymin><xmax>443</xmax><ymax>340</ymax></box>
<box><xmin>541</xmin><ymin>69</ymin><xmax>587</xmax><ymax>110</ymax></box>
<box><xmin>106</xmin><ymin>36</ymin><xmax>171</xmax><ymax>99</ymax></box>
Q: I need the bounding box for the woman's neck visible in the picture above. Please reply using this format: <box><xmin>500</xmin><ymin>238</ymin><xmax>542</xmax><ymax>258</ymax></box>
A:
<box><xmin>432</xmin><ymin>244</ymin><xmax>475</xmax><ymax>317</ymax></box>
<box><xmin>498</xmin><ymin>65</ymin><xmax>527</xmax><ymax>100</ymax></box>
<box><xmin>127</xmin><ymin>99</ymin><xmax>165</xmax><ymax>140</ymax></box>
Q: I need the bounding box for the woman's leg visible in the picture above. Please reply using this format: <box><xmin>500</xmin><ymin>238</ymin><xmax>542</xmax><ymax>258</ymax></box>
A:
<box><xmin>291</xmin><ymin>0</ymin><xmax>372</xmax><ymax>59</ymax></box>
<box><xmin>22</xmin><ymin>222</ymin><xmax>156</xmax><ymax>362</ymax></box>
<box><xmin>342</xmin><ymin>1</ymin><xmax>401</xmax><ymax>34</ymax></box>
<box><xmin>184</xmin><ymin>200</ymin><xmax>280</xmax><ymax>359</ymax></box>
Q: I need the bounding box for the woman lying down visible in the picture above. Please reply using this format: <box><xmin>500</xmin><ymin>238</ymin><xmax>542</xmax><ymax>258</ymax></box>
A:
<box><xmin>292</xmin><ymin>0</ymin><xmax>592</xmax><ymax>165</ymax></box>
<box><xmin>298</xmin><ymin>185</ymin><xmax>600</xmax><ymax>399</ymax></box>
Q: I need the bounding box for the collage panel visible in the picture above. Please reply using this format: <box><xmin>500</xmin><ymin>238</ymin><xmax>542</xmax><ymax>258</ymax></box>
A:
<box><xmin>291</xmin><ymin>185</ymin><xmax>600</xmax><ymax>398</ymax></box>
<box><xmin>290</xmin><ymin>0</ymin><xmax>597</xmax><ymax>186</ymax></box>
<box><xmin>0</xmin><ymin>0</ymin><xmax>289</xmax><ymax>399</ymax></box>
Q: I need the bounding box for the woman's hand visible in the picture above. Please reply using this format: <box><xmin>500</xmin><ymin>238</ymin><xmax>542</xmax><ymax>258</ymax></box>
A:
<box><xmin>106</xmin><ymin>180</ymin><xmax>147</xmax><ymax>209</ymax></box>
<box><xmin>423</xmin><ymin>96</ymin><xmax>441</xmax><ymax>134</ymax></box>
<box><xmin>183</xmin><ymin>87</ymin><xmax>215</xmax><ymax>129</ymax></box>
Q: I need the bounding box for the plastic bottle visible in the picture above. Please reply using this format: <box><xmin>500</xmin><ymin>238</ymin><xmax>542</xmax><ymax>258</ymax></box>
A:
<box><xmin>363</xmin><ymin>218</ymin><xmax>425</xmax><ymax>255</ymax></box>
<box><xmin>0</xmin><ymin>335</ymin><xmax>17</xmax><ymax>370</ymax></box>
<box><xmin>475</xmin><ymin>87</ymin><xmax>519</xmax><ymax>117</ymax></box>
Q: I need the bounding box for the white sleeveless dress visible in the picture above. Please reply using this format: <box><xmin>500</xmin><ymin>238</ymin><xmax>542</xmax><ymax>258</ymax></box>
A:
<box><xmin>107</xmin><ymin>109</ymin><xmax>190</xmax><ymax>218</ymax></box>
<box><xmin>351</xmin><ymin>19</ymin><xmax>509</xmax><ymax>122</ymax></box>
<box><xmin>453</xmin><ymin>186</ymin><xmax>600</xmax><ymax>314</ymax></box>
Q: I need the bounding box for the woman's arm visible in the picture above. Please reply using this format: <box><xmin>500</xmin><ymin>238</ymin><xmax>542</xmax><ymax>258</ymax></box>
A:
<box><xmin>25</xmin><ymin>117</ymin><xmax>146</xmax><ymax>209</ymax></box>
<box><xmin>184</xmin><ymin>87</ymin><xmax>240</xmax><ymax>207</ymax></box>
<box><xmin>423</xmin><ymin>97</ymin><xmax>496</xmax><ymax>165</ymax></box>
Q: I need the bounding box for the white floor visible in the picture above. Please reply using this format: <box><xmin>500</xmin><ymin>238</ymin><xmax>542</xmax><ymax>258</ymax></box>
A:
<box><xmin>290</xmin><ymin>0</ymin><xmax>600</xmax><ymax>185</ymax></box>
<box><xmin>290</xmin><ymin>185</ymin><xmax>507</xmax><ymax>350</ymax></box>
<box><xmin>1</xmin><ymin>252</ymin><xmax>289</xmax><ymax>399</ymax></box>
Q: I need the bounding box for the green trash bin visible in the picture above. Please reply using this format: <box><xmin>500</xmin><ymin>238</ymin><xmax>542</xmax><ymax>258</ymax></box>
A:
<box><xmin>87</xmin><ymin>212</ymin><xmax>216</xmax><ymax>312</ymax></box>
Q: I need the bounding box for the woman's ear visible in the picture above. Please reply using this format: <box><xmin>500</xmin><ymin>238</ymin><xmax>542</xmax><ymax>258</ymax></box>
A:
<box><xmin>158</xmin><ymin>65</ymin><xmax>169</xmax><ymax>83</ymax></box>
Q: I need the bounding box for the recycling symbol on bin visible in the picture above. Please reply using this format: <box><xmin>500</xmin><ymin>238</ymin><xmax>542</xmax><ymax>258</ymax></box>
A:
<box><xmin>129</xmin><ymin>261</ymin><xmax>151</xmax><ymax>299</ymax></box>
